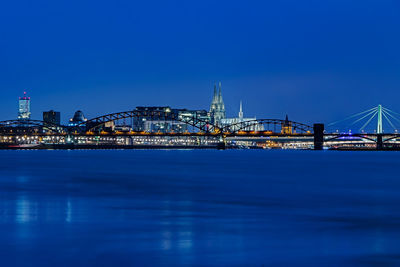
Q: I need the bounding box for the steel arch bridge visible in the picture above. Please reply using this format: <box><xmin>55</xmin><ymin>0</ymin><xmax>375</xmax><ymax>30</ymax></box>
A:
<box><xmin>0</xmin><ymin>113</ymin><xmax>314</xmax><ymax>137</ymax></box>
<box><xmin>75</xmin><ymin>110</ymin><xmax>221</xmax><ymax>133</ymax></box>
<box><xmin>73</xmin><ymin>111</ymin><xmax>313</xmax><ymax>135</ymax></box>
<box><xmin>221</xmin><ymin>119</ymin><xmax>313</xmax><ymax>134</ymax></box>
<box><xmin>324</xmin><ymin>133</ymin><xmax>400</xmax><ymax>144</ymax></box>
<box><xmin>0</xmin><ymin>119</ymin><xmax>66</xmax><ymax>133</ymax></box>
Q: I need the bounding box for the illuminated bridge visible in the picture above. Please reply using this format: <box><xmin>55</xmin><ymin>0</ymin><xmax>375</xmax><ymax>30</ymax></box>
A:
<box><xmin>1</xmin><ymin>106</ymin><xmax>399</xmax><ymax>150</ymax></box>
<box><xmin>0</xmin><ymin>109</ymin><xmax>315</xmax><ymax>149</ymax></box>
<box><xmin>323</xmin><ymin>105</ymin><xmax>400</xmax><ymax>150</ymax></box>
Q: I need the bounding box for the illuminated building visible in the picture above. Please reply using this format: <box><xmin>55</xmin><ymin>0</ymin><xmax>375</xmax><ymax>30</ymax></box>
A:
<box><xmin>221</xmin><ymin>101</ymin><xmax>264</xmax><ymax>131</ymax></box>
<box><xmin>209</xmin><ymin>82</ymin><xmax>226</xmax><ymax>125</ymax></box>
<box><xmin>133</xmin><ymin>106</ymin><xmax>210</xmax><ymax>132</ymax></box>
<box><xmin>133</xmin><ymin>107</ymin><xmax>174</xmax><ymax>132</ymax></box>
<box><xmin>177</xmin><ymin>109</ymin><xmax>210</xmax><ymax>126</ymax></box>
<box><xmin>18</xmin><ymin>92</ymin><xmax>31</xmax><ymax>120</ymax></box>
<box><xmin>281</xmin><ymin>115</ymin><xmax>293</xmax><ymax>134</ymax></box>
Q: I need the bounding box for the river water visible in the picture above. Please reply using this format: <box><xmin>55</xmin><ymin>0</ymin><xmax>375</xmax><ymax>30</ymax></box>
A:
<box><xmin>0</xmin><ymin>150</ymin><xmax>400</xmax><ymax>266</ymax></box>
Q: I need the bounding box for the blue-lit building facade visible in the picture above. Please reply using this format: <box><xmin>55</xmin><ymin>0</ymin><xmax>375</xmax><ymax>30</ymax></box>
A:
<box><xmin>18</xmin><ymin>92</ymin><xmax>31</xmax><ymax>120</ymax></box>
<box><xmin>132</xmin><ymin>107</ymin><xmax>210</xmax><ymax>133</ymax></box>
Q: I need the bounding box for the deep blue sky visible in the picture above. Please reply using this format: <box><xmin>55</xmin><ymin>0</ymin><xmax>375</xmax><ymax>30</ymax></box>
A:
<box><xmin>1</xmin><ymin>0</ymin><xmax>400</xmax><ymax>125</ymax></box>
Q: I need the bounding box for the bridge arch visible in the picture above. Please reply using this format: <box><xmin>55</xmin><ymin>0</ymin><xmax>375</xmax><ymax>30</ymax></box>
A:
<box><xmin>75</xmin><ymin>110</ymin><xmax>222</xmax><ymax>133</ymax></box>
<box><xmin>324</xmin><ymin>134</ymin><xmax>377</xmax><ymax>143</ymax></box>
<box><xmin>382</xmin><ymin>135</ymin><xmax>400</xmax><ymax>143</ymax></box>
<box><xmin>0</xmin><ymin>120</ymin><xmax>66</xmax><ymax>133</ymax></box>
<box><xmin>221</xmin><ymin>119</ymin><xmax>313</xmax><ymax>134</ymax></box>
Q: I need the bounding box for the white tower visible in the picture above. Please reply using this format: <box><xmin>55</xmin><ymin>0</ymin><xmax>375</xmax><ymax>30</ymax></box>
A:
<box><xmin>238</xmin><ymin>101</ymin><xmax>243</xmax><ymax>120</ymax></box>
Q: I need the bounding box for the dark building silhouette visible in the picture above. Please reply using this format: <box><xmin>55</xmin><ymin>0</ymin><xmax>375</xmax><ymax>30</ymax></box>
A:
<box><xmin>43</xmin><ymin>110</ymin><xmax>61</xmax><ymax>126</ymax></box>
<box><xmin>69</xmin><ymin>110</ymin><xmax>87</xmax><ymax>127</ymax></box>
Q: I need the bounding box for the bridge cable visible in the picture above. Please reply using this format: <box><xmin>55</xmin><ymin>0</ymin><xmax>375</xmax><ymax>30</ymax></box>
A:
<box><xmin>349</xmin><ymin>108</ymin><xmax>379</xmax><ymax>126</ymax></box>
<box><xmin>382</xmin><ymin>109</ymin><xmax>400</xmax><ymax>125</ymax></box>
<box><xmin>382</xmin><ymin>107</ymin><xmax>400</xmax><ymax>117</ymax></box>
<box><xmin>382</xmin><ymin>108</ymin><xmax>400</xmax><ymax>129</ymax></box>
<box><xmin>360</xmin><ymin>110</ymin><xmax>378</xmax><ymax>132</ymax></box>
<box><xmin>382</xmin><ymin>107</ymin><xmax>400</xmax><ymax>123</ymax></box>
<box><xmin>328</xmin><ymin>107</ymin><xmax>378</xmax><ymax>126</ymax></box>
<box><xmin>381</xmin><ymin>110</ymin><xmax>397</xmax><ymax>131</ymax></box>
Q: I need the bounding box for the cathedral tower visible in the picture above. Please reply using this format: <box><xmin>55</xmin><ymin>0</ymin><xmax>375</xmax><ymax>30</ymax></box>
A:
<box><xmin>209</xmin><ymin>82</ymin><xmax>226</xmax><ymax>125</ymax></box>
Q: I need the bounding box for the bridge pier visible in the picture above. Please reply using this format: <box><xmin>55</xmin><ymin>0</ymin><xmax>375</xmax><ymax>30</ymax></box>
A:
<box><xmin>313</xmin><ymin>123</ymin><xmax>324</xmax><ymax>150</ymax></box>
<box><xmin>66</xmin><ymin>135</ymin><xmax>75</xmax><ymax>145</ymax></box>
<box><xmin>376</xmin><ymin>134</ymin><xmax>383</xmax><ymax>150</ymax></box>
<box><xmin>217</xmin><ymin>136</ymin><xmax>226</xmax><ymax>150</ymax></box>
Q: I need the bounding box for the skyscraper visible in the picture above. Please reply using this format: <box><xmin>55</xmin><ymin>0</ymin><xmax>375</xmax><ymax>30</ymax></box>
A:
<box><xmin>209</xmin><ymin>82</ymin><xmax>226</xmax><ymax>125</ymax></box>
<box><xmin>18</xmin><ymin>92</ymin><xmax>31</xmax><ymax>120</ymax></box>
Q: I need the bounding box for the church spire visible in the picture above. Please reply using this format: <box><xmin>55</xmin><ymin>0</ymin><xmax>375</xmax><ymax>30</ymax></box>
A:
<box><xmin>218</xmin><ymin>82</ymin><xmax>225</xmax><ymax>112</ymax></box>
<box><xmin>213</xmin><ymin>83</ymin><xmax>217</xmax><ymax>102</ymax></box>
<box><xmin>239</xmin><ymin>100</ymin><xmax>243</xmax><ymax>119</ymax></box>
<box><xmin>218</xmin><ymin>82</ymin><xmax>222</xmax><ymax>102</ymax></box>
<box><xmin>210</xmin><ymin>81</ymin><xmax>226</xmax><ymax>125</ymax></box>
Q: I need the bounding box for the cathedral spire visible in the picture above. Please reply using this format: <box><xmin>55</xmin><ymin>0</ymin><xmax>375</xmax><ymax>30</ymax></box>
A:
<box><xmin>218</xmin><ymin>82</ymin><xmax>224</xmax><ymax>104</ymax></box>
<box><xmin>209</xmin><ymin>81</ymin><xmax>226</xmax><ymax>125</ymax></box>
<box><xmin>218</xmin><ymin>82</ymin><xmax>222</xmax><ymax>101</ymax></box>
<box><xmin>213</xmin><ymin>83</ymin><xmax>217</xmax><ymax>102</ymax></box>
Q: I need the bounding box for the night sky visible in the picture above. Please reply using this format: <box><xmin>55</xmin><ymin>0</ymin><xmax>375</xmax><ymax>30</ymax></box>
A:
<box><xmin>1</xmin><ymin>0</ymin><xmax>399</xmax><ymax>125</ymax></box>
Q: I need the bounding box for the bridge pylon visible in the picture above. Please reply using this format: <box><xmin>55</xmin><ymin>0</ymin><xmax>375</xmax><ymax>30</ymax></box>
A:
<box><xmin>313</xmin><ymin>123</ymin><xmax>324</xmax><ymax>150</ymax></box>
<box><xmin>377</xmin><ymin>104</ymin><xmax>383</xmax><ymax>134</ymax></box>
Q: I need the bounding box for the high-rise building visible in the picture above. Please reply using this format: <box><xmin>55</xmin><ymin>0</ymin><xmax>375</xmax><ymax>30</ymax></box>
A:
<box><xmin>43</xmin><ymin>110</ymin><xmax>61</xmax><ymax>126</ymax></box>
<box><xmin>209</xmin><ymin>82</ymin><xmax>226</xmax><ymax>125</ymax></box>
<box><xmin>18</xmin><ymin>92</ymin><xmax>31</xmax><ymax>120</ymax></box>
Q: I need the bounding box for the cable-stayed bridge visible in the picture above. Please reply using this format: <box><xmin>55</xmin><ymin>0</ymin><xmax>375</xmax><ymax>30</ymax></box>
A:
<box><xmin>327</xmin><ymin>105</ymin><xmax>400</xmax><ymax>134</ymax></box>
<box><xmin>323</xmin><ymin>105</ymin><xmax>400</xmax><ymax>150</ymax></box>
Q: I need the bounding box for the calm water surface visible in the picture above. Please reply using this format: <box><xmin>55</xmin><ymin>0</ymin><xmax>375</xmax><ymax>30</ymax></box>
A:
<box><xmin>1</xmin><ymin>150</ymin><xmax>400</xmax><ymax>266</ymax></box>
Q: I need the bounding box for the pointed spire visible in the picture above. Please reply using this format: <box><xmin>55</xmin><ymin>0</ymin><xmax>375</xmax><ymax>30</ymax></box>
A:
<box><xmin>210</xmin><ymin>81</ymin><xmax>226</xmax><ymax>122</ymax></box>
<box><xmin>213</xmin><ymin>83</ymin><xmax>217</xmax><ymax>101</ymax></box>
<box><xmin>239</xmin><ymin>100</ymin><xmax>243</xmax><ymax>119</ymax></box>
<box><xmin>285</xmin><ymin>114</ymin><xmax>289</xmax><ymax>122</ymax></box>
<box><xmin>218</xmin><ymin>82</ymin><xmax>222</xmax><ymax>101</ymax></box>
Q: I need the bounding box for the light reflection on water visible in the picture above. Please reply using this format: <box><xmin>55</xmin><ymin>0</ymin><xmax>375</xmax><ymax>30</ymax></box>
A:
<box><xmin>0</xmin><ymin>150</ymin><xmax>400</xmax><ymax>266</ymax></box>
<box><xmin>67</xmin><ymin>200</ymin><xmax>73</xmax><ymax>223</ymax></box>
<box><xmin>16</xmin><ymin>195</ymin><xmax>37</xmax><ymax>224</ymax></box>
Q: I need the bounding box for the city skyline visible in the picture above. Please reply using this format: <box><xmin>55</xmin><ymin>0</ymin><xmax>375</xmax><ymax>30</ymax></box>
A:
<box><xmin>9</xmin><ymin>85</ymin><xmax>261</xmax><ymax>125</ymax></box>
<box><xmin>2</xmin><ymin>2</ymin><xmax>400</xmax><ymax>266</ymax></box>
<box><xmin>5</xmin><ymin>85</ymin><xmax>400</xmax><ymax>132</ymax></box>
<box><xmin>1</xmin><ymin>1</ymin><xmax>400</xmax><ymax>124</ymax></box>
